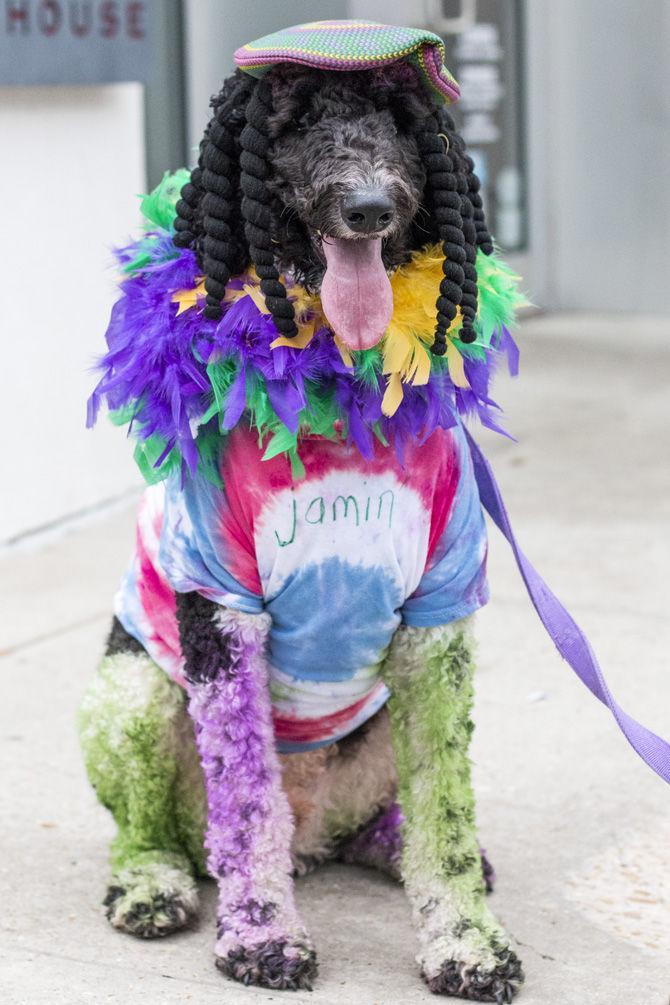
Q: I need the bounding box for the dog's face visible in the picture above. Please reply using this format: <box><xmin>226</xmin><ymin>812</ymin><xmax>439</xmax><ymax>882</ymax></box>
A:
<box><xmin>266</xmin><ymin>68</ymin><xmax>433</xmax><ymax>348</ymax></box>
<box><xmin>267</xmin><ymin>68</ymin><xmax>431</xmax><ymax>286</ymax></box>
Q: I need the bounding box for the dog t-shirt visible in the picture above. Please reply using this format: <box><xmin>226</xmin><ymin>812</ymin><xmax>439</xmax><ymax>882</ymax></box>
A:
<box><xmin>115</xmin><ymin>422</ymin><xmax>489</xmax><ymax>752</ymax></box>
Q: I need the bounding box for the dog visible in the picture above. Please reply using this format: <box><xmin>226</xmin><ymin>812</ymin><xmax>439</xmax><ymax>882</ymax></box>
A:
<box><xmin>80</xmin><ymin>34</ymin><xmax>525</xmax><ymax>1002</ymax></box>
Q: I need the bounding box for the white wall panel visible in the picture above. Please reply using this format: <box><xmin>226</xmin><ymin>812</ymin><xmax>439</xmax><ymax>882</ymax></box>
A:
<box><xmin>0</xmin><ymin>83</ymin><xmax>145</xmax><ymax>542</ymax></box>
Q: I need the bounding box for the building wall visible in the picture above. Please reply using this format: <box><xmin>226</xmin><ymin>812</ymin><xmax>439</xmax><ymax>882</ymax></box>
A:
<box><xmin>0</xmin><ymin>83</ymin><xmax>144</xmax><ymax>543</ymax></box>
<box><xmin>2</xmin><ymin>2</ymin><xmax>668</xmax><ymax>542</ymax></box>
<box><xmin>520</xmin><ymin>0</ymin><xmax>670</xmax><ymax>312</ymax></box>
<box><xmin>184</xmin><ymin>0</ymin><xmax>347</xmax><ymax>151</ymax></box>
<box><xmin>356</xmin><ymin>0</ymin><xmax>670</xmax><ymax>314</ymax></box>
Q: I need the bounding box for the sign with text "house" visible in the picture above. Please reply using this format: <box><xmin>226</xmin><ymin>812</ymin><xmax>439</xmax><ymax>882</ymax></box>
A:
<box><xmin>0</xmin><ymin>0</ymin><xmax>154</xmax><ymax>85</ymax></box>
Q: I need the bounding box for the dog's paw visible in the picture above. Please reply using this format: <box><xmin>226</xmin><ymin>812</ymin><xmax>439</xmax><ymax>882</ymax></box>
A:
<box><xmin>215</xmin><ymin>939</ymin><xmax>318</xmax><ymax>991</ymax></box>
<box><xmin>416</xmin><ymin>908</ymin><xmax>523</xmax><ymax>1003</ymax></box>
<box><xmin>104</xmin><ymin>859</ymin><xmax>199</xmax><ymax>938</ymax></box>
<box><xmin>423</xmin><ymin>945</ymin><xmax>524</xmax><ymax>1002</ymax></box>
<box><xmin>292</xmin><ymin>851</ymin><xmax>326</xmax><ymax>877</ymax></box>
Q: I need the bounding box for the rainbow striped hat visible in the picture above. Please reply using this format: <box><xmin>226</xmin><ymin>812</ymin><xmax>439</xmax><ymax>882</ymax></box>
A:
<box><xmin>234</xmin><ymin>20</ymin><xmax>459</xmax><ymax>105</ymax></box>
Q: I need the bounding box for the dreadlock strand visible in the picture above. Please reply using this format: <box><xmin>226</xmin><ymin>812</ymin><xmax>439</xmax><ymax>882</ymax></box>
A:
<box><xmin>240</xmin><ymin>79</ymin><xmax>297</xmax><ymax>337</ymax></box>
<box><xmin>173</xmin><ymin>166</ymin><xmax>204</xmax><ymax>249</ymax></box>
<box><xmin>462</xmin><ymin>151</ymin><xmax>494</xmax><ymax>255</ymax></box>
<box><xmin>454</xmin><ymin>164</ymin><xmax>478</xmax><ymax>344</ymax></box>
<box><xmin>200</xmin><ymin>100</ymin><xmax>242</xmax><ymax>318</ymax></box>
<box><xmin>438</xmin><ymin>111</ymin><xmax>489</xmax><ymax>343</ymax></box>
<box><xmin>416</xmin><ymin>113</ymin><xmax>466</xmax><ymax>355</ymax></box>
<box><xmin>442</xmin><ymin>105</ymin><xmax>493</xmax><ymax>256</ymax></box>
<box><xmin>172</xmin><ymin>73</ymin><xmax>253</xmax><ymax>319</ymax></box>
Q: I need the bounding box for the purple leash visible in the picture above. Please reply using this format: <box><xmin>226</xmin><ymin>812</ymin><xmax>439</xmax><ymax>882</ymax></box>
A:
<box><xmin>465</xmin><ymin>428</ymin><xmax>670</xmax><ymax>785</ymax></box>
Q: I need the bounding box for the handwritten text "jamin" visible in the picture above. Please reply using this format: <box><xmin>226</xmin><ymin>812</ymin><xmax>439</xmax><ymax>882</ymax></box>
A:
<box><xmin>274</xmin><ymin>490</ymin><xmax>395</xmax><ymax>547</ymax></box>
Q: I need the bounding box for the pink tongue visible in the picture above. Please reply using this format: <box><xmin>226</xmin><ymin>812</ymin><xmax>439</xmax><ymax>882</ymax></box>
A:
<box><xmin>320</xmin><ymin>237</ymin><xmax>393</xmax><ymax>350</ymax></box>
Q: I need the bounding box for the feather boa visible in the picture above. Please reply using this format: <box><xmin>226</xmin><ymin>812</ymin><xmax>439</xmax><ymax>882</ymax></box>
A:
<box><xmin>88</xmin><ymin>172</ymin><xmax>528</xmax><ymax>482</ymax></box>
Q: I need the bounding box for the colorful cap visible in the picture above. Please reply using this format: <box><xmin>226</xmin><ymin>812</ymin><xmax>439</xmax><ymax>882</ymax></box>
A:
<box><xmin>234</xmin><ymin>19</ymin><xmax>459</xmax><ymax>105</ymax></box>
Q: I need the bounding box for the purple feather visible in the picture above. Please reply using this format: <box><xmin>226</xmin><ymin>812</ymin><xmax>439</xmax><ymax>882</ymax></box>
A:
<box><xmin>88</xmin><ymin>231</ymin><xmax>519</xmax><ymax>479</ymax></box>
<box><xmin>266</xmin><ymin>379</ymin><xmax>305</xmax><ymax>433</ymax></box>
<box><xmin>496</xmin><ymin>324</ymin><xmax>520</xmax><ymax>377</ymax></box>
<box><xmin>222</xmin><ymin>367</ymin><xmax>248</xmax><ymax>430</ymax></box>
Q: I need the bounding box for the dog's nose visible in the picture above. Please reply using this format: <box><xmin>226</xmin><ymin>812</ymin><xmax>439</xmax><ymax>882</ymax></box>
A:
<box><xmin>342</xmin><ymin>192</ymin><xmax>395</xmax><ymax>235</ymax></box>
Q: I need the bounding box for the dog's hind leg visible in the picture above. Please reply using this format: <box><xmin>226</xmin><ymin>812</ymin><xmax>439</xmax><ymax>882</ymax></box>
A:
<box><xmin>383</xmin><ymin>618</ymin><xmax>524</xmax><ymax>1002</ymax></box>
<box><xmin>176</xmin><ymin>595</ymin><xmax>317</xmax><ymax>991</ymax></box>
<box><xmin>341</xmin><ymin>802</ymin><xmax>496</xmax><ymax>891</ymax></box>
<box><xmin>281</xmin><ymin>707</ymin><xmax>398</xmax><ymax>875</ymax></box>
<box><xmin>78</xmin><ymin>620</ymin><xmax>203</xmax><ymax>938</ymax></box>
<box><xmin>283</xmin><ymin>707</ymin><xmax>496</xmax><ymax>886</ymax></box>
<box><xmin>339</xmin><ymin>800</ymin><xmax>404</xmax><ymax>878</ymax></box>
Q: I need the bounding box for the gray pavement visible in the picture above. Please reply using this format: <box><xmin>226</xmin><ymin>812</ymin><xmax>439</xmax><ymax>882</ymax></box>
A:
<box><xmin>1</xmin><ymin>313</ymin><xmax>669</xmax><ymax>1004</ymax></box>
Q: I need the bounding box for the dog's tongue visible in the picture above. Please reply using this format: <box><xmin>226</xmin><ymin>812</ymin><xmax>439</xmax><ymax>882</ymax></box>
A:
<box><xmin>320</xmin><ymin>237</ymin><xmax>393</xmax><ymax>350</ymax></box>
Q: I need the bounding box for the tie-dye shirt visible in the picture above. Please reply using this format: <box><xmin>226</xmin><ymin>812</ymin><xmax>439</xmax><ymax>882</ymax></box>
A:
<box><xmin>115</xmin><ymin>423</ymin><xmax>488</xmax><ymax>752</ymax></box>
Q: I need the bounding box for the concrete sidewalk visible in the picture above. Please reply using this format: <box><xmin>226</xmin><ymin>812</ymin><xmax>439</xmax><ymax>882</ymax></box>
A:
<box><xmin>1</xmin><ymin>313</ymin><xmax>669</xmax><ymax>1005</ymax></box>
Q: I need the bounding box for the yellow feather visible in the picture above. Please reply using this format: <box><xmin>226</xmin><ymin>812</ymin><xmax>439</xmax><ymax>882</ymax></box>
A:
<box><xmin>409</xmin><ymin>342</ymin><xmax>432</xmax><ymax>384</ymax></box>
<box><xmin>334</xmin><ymin>336</ymin><xmax>354</xmax><ymax>368</ymax></box>
<box><xmin>270</xmin><ymin>323</ymin><xmax>315</xmax><ymax>350</ymax></box>
<box><xmin>446</xmin><ymin>339</ymin><xmax>469</xmax><ymax>388</ymax></box>
<box><xmin>291</xmin><ymin>285</ymin><xmax>322</xmax><ymax>322</ymax></box>
<box><xmin>447</xmin><ymin>307</ymin><xmax>463</xmax><ymax>336</ymax></box>
<box><xmin>376</xmin><ymin>245</ymin><xmax>447</xmax><ymax>411</ymax></box>
<box><xmin>171</xmin><ymin>279</ymin><xmax>206</xmax><ymax>315</ymax></box>
<box><xmin>381</xmin><ymin>372</ymin><xmax>403</xmax><ymax>417</ymax></box>
<box><xmin>244</xmin><ymin>283</ymin><xmax>270</xmax><ymax>315</ymax></box>
<box><xmin>381</xmin><ymin>326</ymin><xmax>413</xmax><ymax>375</ymax></box>
<box><xmin>167</xmin><ymin>246</ymin><xmax>473</xmax><ymax>415</ymax></box>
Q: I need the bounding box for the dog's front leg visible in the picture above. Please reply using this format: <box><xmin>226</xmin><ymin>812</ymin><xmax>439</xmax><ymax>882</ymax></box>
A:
<box><xmin>176</xmin><ymin>594</ymin><xmax>317</xmax><ymax>991</ymax></box>
<box><xmin>384</xmin><ymin>618</ymin><xmax>523</xmax><ymax>1002</ymax></box>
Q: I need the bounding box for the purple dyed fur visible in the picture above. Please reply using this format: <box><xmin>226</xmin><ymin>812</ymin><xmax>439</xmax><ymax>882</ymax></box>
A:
<box><xmin>342</xmin><ymin>802</ymin><xmax>404</xmax><ymax>877</ymax></box>
<box><xmin>185</xmin><ymin>611</ymin><xmax>312</xmax><ymax>971</ymax></box>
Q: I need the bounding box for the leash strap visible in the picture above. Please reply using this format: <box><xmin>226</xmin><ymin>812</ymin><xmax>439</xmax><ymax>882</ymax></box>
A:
<box><xmin>465</xmin><ymin>427</ymin><xmax>670</xmax><ymax>784</ymax></box>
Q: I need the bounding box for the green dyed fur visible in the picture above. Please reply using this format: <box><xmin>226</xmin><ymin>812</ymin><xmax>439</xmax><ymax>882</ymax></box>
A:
<box><xmin>388</xmin><ymin>628</ymin><xmax>480</xmax><ymax>883</ymax></box>
<box><xmin>78</xmin><ymin>651</ymin><xmax>207</xmax><ymax>878</ymax></box>
<box><xmin>104</xmin><ymin>854</ymin><xmax>200</xmax><ymax>937</ymax></box>
<box><xmin>79</xmin><ymin>624</ymin><xmax>519</xmax><ymax>984</ymax></box>
<box><xmin>384</xmin><ymin>619</ymin><xmax>513</xmax><ymax>975</ymax></box>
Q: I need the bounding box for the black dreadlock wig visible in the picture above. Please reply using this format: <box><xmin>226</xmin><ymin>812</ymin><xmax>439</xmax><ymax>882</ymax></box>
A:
<box><xmin>174</xmin><ymin>70</ymin><xmax>493</xmax><ymax>354</ymax></box>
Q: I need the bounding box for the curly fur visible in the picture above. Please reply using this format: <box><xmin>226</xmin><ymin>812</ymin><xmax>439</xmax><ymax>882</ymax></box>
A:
<box><xmin>383</xmin><ymin>620</ymin><xmax>523</xmax><ymax>1000</ymax></box>
<box><xmin>172</xmin><ymin>66</ymin><xmax>493</xmax><ymax>352</ymax></box>
<box><xmin>81</xmin><ymin>610</ymin><xmax>523</xmax><ymax>999</ymax></box>
<box><xmin>81</xmin><ymin>53</ymin><xmax>523</xmax><ymax>1003</ymax></box>
<box><xmin>280</xmin><ymin>707</ymin><xmax>397</xmax><ymax>873</ymax></box>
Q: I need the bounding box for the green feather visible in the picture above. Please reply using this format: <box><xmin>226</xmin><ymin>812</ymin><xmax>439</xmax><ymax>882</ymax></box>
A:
<box><xmin>133</xmin><ymin>435</ymin><xmax>180</xmax><ymax>485</ymax></box>
<box><xmin>204</xmin><ymin>358</ymin><xmax>239</xmax><ymax>429</ymax></box>
<box><xmin>105</xmin><ymin>173</ymin><xmax>528</xmax><ymax>485</ymax></box>
<box><xmin>475</xmin><ymin>246</ymin><xmax>529</xmax><ymax>344</ymax></box>
<box><xmin>140</xmin><ymin>169</ymin><xmax>191</xmax><ymax>232</ymax></box>
<box><xmin>193</xmin><ymin>428</ymin><xmax>224</xmax><ymax>487</ymax></box>
<box><xmin>262</xmin><ymin>427</ymin><xmax>298</xmax><ymax>461</ymax></box>
<box><xmin>109</xmin><ymin>403</ymin><xmax>138</xmax><ymax>426</ymax></box>
<box><xmin>373</xmin><ymin>423</ymin><xmax>389</xmax><ymax>447</ymax></box>
<box><xmin>352</xmin><ymin>348</ymin><xmax>382</xmax><ymax>387</ymax></box>
<box><xmin>121</xmin><ymin>170</ymin><xmax>191</xmax><ymax>275</ymax></box>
